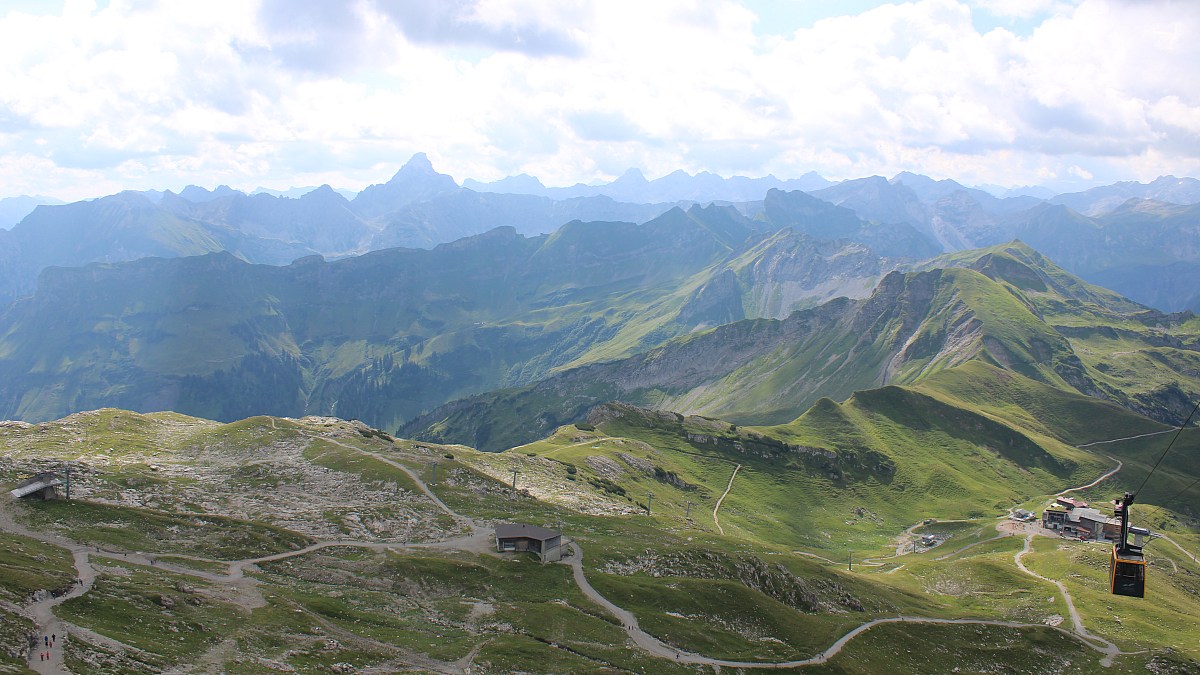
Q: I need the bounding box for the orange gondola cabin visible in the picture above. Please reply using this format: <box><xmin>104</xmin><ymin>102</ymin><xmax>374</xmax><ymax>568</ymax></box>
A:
<box><xmin>1109</xmin><ymin>493</ymin><xmax>1147</xmax><ymax>598</ymax></box>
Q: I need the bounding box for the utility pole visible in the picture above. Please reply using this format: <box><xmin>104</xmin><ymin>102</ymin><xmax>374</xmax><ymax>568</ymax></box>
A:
<box><xmin>848</xmin><ymin>551</ymin><xmax>853</xmax><ymax>572</ymax></box>
<box><xmin>685</xmin><ymin>501</ymin><xmax>692</xmax><ymax>520</ymax></box>
<box><xmin>431</xmin><ymin>461</ymin><xmax>438</xmax><ymax>484</ymax></box>
<box><xmin>64</xmin><ymin>461</ymin><xmax>71</xmax><ymax>500</ymax></box>
<box><xmin>646</xmin><ymin>493</ymin><xmax>653</xmax><ymax>515</ymax></box>
<box><xmin>512</xmin><ymin>468</ymin><xmax>519</xmax><ymax>490</ymax></box>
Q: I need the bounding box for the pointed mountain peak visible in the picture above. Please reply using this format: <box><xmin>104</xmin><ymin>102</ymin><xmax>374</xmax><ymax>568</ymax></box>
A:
<box><xmin>612</xmin><ymin>168</ymin><xmax>647</xmax><ymax>184</ymax></box>
<box><xmin>390</xmin><ymin>152</ymin><xmax>439</xmax><ymax>180</ymax></box>
<box><xmin>300</xmin><ymin>184</ymin><xmax>348</xmax><ymax>204</ymax></box>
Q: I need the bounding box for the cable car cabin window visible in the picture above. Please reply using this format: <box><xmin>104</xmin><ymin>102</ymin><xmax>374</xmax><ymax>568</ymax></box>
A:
<box><xmin>1110</xmin><ymin>548</ymin><xmax>1146</xmax><ymax>598</ymax></box>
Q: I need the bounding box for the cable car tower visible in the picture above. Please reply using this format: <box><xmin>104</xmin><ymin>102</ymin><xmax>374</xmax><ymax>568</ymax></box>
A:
<box><xmin>1109</xmin><ymin>492</ymin><xmax>1148</xmax><ymax>597</ymax></box>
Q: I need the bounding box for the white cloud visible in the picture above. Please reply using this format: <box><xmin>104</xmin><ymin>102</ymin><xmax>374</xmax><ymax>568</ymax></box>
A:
<box><xmin>970</xmin><ymin>0</ymin><xmax>1073</xmax><ymax>20</ymax></box>
<box><xmin>0</xmin><ymin>0</ymin><xmax>1197</xmax><ymax>199</ymax></box>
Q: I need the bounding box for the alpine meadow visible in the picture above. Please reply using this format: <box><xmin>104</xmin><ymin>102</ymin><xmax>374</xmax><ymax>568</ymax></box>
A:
<box><xmin>3</xmin><ymin>1</ymin><xmax>1200</xmax><ymax>674</ymax></box>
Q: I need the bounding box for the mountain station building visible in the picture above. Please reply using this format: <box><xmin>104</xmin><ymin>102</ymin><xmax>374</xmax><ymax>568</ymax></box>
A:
<box><xmin>1042</xmin><ymin>500</ymin><xmax>1120</xmax><ymax>541</ymax></box>
<box><xmin>494</xmin><ymin>523</ymin><xmax>563</xmax><ymax>563</ymax></box>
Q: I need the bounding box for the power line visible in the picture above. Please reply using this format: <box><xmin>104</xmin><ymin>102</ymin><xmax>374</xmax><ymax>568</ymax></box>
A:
<box><xmin>1134</xmin><ymin>399</ymin><xmax>1200</xmax><ymax>497</ymax></box>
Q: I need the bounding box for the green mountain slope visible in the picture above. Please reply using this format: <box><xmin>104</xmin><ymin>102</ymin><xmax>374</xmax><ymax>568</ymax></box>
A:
<box><xmin>405</xmin><ymin>242</ymin><xmax>1200</xmax><ymax>452</ymax></box>
<box><xmin>0</xmin><ymin>201</ymin><xmax>918</xmax><ymax>429</ymax></box>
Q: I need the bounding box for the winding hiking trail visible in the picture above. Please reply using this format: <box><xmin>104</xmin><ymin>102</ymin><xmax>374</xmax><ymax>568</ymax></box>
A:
<box><xmin>560</xmin><ymin>540</ymin><xmax>1124</xmax><ymax>669</ymax></box>
<box><xmin>1</xmin><ymin>425</ymin><xmax>1179</xmax><ymax>672</ymax></box>
<box><xmin>1013</xmin><ymin>533</ymin><xmax>1125</xmax><ymax>666</ymax></box>
<box><xmin>0</xmin><ymin>498</ymin><xmax>148</xmax><ymax>674</ymax></box>
<box><xmin>712</xmin><ymin>463</ymin><xmax>741</xmax><ymax>535</ymax></box>
<box><xmin>1058</xmin><ymin>457</ymin><xmax>1123</xmax><ymax>496</ymax></box>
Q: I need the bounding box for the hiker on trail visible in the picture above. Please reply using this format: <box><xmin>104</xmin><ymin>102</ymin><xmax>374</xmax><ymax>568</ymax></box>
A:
<box><xmin>43</xmin><ymin>636</ymin><xmax>47</xmax><ymax>647</ymax></box>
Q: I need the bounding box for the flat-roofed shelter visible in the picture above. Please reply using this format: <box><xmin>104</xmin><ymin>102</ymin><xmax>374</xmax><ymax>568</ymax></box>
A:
<box><xmin>495</xmin><ymin>523</ymin><xmax>562</xmax><ymax>563</ymax></box>
<box><xmin>9</xmin><ymin>472</ymin><xmax>63</xmax><ymax>500</ymax></box>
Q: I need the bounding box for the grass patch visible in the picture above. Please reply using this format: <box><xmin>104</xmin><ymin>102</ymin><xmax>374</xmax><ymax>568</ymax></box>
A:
<box><xmin>15</xmin><ymin>499</ymin><xmax>313</xmax><ymax>560</ymax></box>
<box><xmin>56</xmin><ymin>561</ymin><xmax>240</xmax><ymax>665</ymax></box>
<box><xmin>0</xmin><ymin>530</ymin><xmax>76</xmax><ymax>604</ymax></box>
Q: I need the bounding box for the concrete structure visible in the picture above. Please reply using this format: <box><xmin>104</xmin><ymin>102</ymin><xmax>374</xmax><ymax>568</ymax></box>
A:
<box><xmin>495</xmin><ymin>523</ymin><xmax>563</xmax><ymax>563</ymax></box>
<box><xmin>9</xmin><ymin>472</ymin><xmax>63</xmax><ymax>500</ymax></box>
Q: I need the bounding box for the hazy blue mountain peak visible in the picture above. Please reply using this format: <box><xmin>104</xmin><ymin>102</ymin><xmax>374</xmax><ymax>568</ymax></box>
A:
<box><xmin>612</xmin><ymin>167</ymin><xmax>648</xmax><ymax>184</ymax></box>
<box><xmin>178</xmin><ymin>184</ymin><xmax>244</xmax><ymax>203</ymax></box>
<box><xmin>0</xmin><ymin>195</ymin><xmax>66</xmax><ymax>229</ymax></box>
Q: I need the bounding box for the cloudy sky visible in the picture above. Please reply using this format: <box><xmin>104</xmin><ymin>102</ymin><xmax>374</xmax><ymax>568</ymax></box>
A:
<box><xmin>1</xmin><ymin>0</ymin><xmax>1197</xmax><ymax>200</ymax></box>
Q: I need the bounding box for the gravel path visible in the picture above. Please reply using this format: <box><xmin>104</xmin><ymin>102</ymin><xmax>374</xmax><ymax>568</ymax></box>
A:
<box><xmin>712</xmin><ymin>464</ymin><xmax>741</xmax><ymax>535</ymax></box>
<box><xmin>1057</xmin><ymin>457</ymin><xmax>1123</xmax><ymax>496</ymax></box>
<box><xmin>1013</xmin><ymin>533</ymin><xmax>1123</xmax><ymax>666</ymax></box>
<box><xmin>0</xmin><ymin>497</ymin><xmax>149</xmax><ymax>673</ymax></box>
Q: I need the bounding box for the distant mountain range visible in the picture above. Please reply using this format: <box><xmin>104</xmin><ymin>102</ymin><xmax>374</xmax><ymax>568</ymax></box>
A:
<box><xmin>0</xmin><ymin>198</ymin><xmax>940</xmax><ymax>428</ymax></box>
<box><xmin>464</xmin><ymin>167</ymin><xmax>835</xmax><ymax>203</ymax></box>
<box><xmin>6</xmin><ymin>155</ymin><xmax>1200</xmax><ymax>308</ymax></box>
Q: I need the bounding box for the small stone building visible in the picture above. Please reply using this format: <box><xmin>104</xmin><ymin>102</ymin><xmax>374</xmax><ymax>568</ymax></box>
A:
<box><xmin>494</xmin><ymin>523</ymin><xmax>563</xmax><ymax>563</ymax></box>
<box><xmin>9</xmin><ymin>472</ymin><xmax>63</xmax><ymax>500</ymax></box>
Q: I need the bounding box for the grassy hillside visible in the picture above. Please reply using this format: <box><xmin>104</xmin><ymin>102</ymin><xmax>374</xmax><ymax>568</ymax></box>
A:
<box><xmin>487</xmin><ymin>390</ymin><xmax>1108</xmax><ymax>555</ymax></box>
<box><xmin>408</xmin><ymin>242</ymin><xmax>1200</xmax><ymax>452</ymax></box>
<box><xmin>2</xmin><ymin>407</ymin><xmax>1197</xmax><ymax>672</ymax></box>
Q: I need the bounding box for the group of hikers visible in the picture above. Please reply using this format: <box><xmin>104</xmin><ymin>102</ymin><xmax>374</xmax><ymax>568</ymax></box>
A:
<box><xmin>34</xmin><ymin>632</ymin><xmax>57</xmax><ymax>663</ymax></box>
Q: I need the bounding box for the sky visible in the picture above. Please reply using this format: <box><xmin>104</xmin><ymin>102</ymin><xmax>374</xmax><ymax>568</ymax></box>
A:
<box><xmin>0</xmin><ymin>0</ymin><xmax>1197</xmax><ymax>201</ymax></box>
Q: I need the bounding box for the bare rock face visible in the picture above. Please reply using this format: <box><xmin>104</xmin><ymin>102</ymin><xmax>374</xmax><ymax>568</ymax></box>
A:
<box><xmin>585</xmin><ymin>455</ymin><xmax>623</xmax><ymax>479</ymax></box>
<box><xmin>617</xmin><ymin>453</ymin><xmax>653</xmax><ymax>474</ymax></box>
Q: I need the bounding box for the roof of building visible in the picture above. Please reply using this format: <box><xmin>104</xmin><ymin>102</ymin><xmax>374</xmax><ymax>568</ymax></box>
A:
<box><xmin>1057</xmin><ymin>497</ymin><xmax>1088</xmax><ymax>508</ymax></box>
<box><xmin>9</xmin><ymin>472</ymin><xmax>62</xmax><ymax>499</ymax></box>
<box><xmin>1068</xmin><ymin>507</ymin><xmax>1118</xmax><ymax>526</ymax></box>
<box><xmin>495</xmin><ymin>523</ymin><xmax>561</xmax><ymax>541</ymax></box>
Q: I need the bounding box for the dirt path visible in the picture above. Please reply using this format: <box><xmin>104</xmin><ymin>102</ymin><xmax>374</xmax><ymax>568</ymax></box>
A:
<box><xmin>1076</xmin><ymin>430</ymin><xmax>1175</xmax><ymax>448</ymax></box>
<box><xmin>0</xmin><ymin>498</ymin><xmax>149</xmax><ymax>673</ymax></box>
<box><xmin>1058</xmin><ymin>457</ymin><xmax>1123</xmax><ymax>496</ymax></box>
<box><xmin>1013</xmin><ymin>533</ymin><xmax>1122</xmax><ymax>666</ymax></box>
<box><xmin>318</xmin><ymin>438</ymin><xmax>468</xmax><ymax>524</ymax></box>
<box><xmin>562</xmin><ymin>540</ymin><xmax>1123</xmax><ymax>669</ymax></box>
<box><xmin>712</xmin><ymin>464</ymin><xmax>741</xmax><ymax>536</ymax></box>
<box><xmin>893</xmin><ymin>520</ymin><xmax>925</xmax><ymax>557</ymax></box>
<box><xmin>1155</xmin><ymin>534</ymin><xmax>1200</xmax><ymax>566</ymax></box>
